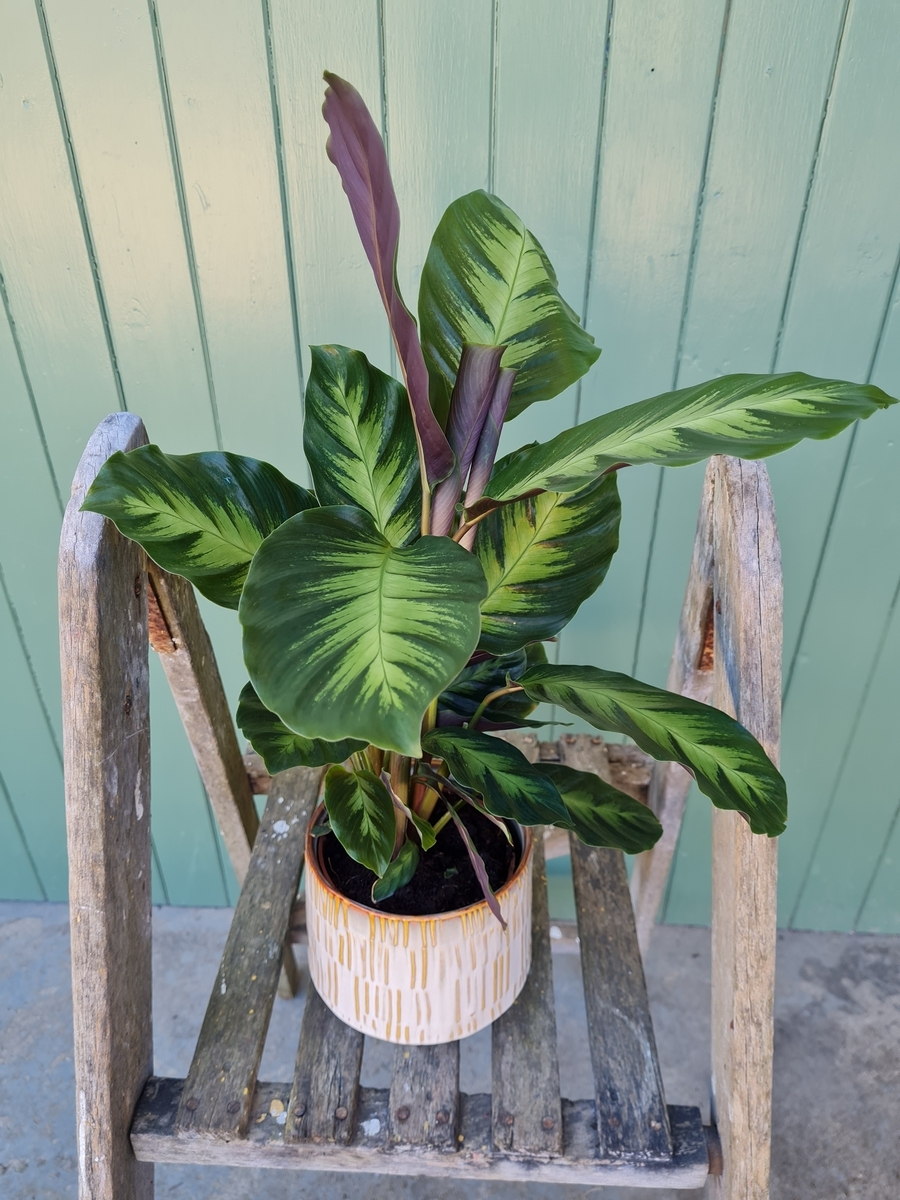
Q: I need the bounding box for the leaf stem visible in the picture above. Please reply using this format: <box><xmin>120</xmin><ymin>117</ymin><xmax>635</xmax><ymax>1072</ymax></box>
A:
<box><xmin>467</xmin><ymin>684</ymin><xmax>525</xmax><ymax>732</ymax></box>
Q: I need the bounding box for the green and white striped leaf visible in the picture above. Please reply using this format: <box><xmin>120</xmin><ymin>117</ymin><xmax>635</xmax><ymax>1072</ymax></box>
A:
<box><xmin>418</xmin><ymin>190</ymin><xmax>600</xmax><ymax>424</ymax></box>
<box><xmin>421</xmin><ymin>727</ymin><xmax>569</xmax><ymax>826</ymax></box>
<box><xmin>535</xmin><ymin>762</ymin><xmax>662</xmax><ymax>855</ymax></box>
<box><xmin>519</xmin><ymin>665</ymin><xmax>786</xmax><ymax>836</ymax></box>
<box><xmin>240</xmin><ymin>505</ymin><xmax>487</xmax><ymax>757</ymax></box>
<box><xmin>372</xmin><ymin>839</ymin><xmax>420</xmax><ymax>902</ymax></box>
<box><xmin>487</xmin><ymin>372</ymin><xmax>898</xmax><ymax>501</ymax></box>
<box><xmin>236</xmin><ymin>683</ymin><xmax>366</xmax><ymax>774</ymax></box>
<box><xmin>324</xmin><ymin>765</ymin><xmax>396</xmax><ymax>877</ymax></box>
<box><xmin>438</xmin><ymin>643</ymin><xmax>548</xmax><ymax>730</ymax></box>
<box><xmin>82</xmin><ymin>445</ymin><xmax>316</xmax><ymax>608</ymax></box>
<box><xmin>475</xmin><ymin>473</ymin><xmax>620</xmax><ymax>654</ymax></box>
<box><xmin>304</xmin><ymin>345</ymin><xmax>421</xmax><ymax>545</ymax></box>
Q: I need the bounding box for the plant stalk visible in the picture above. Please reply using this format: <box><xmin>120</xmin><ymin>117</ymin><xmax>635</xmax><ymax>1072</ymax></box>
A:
<box><xmin>467</xmin><ymin>684</ymin><xmax>525</xmax><ymax>732</ymax></box>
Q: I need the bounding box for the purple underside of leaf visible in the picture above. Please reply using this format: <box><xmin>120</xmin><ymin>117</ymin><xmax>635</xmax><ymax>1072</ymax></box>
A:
<box><xmin>464</xmin><ymin>367</ymin><xmax>517</xmax><ymax>508</ymax></box>
<box><xmin>322</xmin><ymin>72</ymin><xmax>453</xmax><ymax>486</ymax></box>
<box><xmin>445</xmin><ymin>803</ymin><xmax>507</xmax><ymax>929</ymax></box>
<box><xmin>430</xmin><ymin>345</ymin><xmax>504</xmax><ymax>535</ymax></box>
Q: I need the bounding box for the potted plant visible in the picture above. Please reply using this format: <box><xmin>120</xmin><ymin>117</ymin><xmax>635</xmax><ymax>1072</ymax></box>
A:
<box><xmin>83</xmin><ymin>74</ymin><xmax>895</xmax><ymax>1046</ymax></box>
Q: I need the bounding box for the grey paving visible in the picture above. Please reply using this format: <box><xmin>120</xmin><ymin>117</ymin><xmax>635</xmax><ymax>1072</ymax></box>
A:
<box><xmin>1</xmin><ymin>901</ymin><xmax>898</xmax><ymax>1198</ymax></box>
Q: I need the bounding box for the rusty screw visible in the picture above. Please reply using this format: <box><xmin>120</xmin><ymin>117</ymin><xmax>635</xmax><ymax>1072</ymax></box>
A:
<box><xmin>565</xmin><ymin>734</ymin><xmax>576</xmax><ymax>744</ymax></box>
<box><xmin>185</xmin><ymin>1097</ymin><xmax>199</xmax><ymax>1112</ymax></box>
<box><xmin>395</xmin><ymin>1106</ymin><xmax>410</xmax><ymax>1122</ymax></box>
<box><xmin>541</xmin><ymin>1116</ymin><xmax>555</xmax><ymax>1130</ymax></box>
<box><xmin>294</xmin><ymin>1103</ymin><xmax>306</xmax><ymax>1119</ymax></box>
<box><xmin>591</xmin><ymin>736</ymin><xmax>603</xmax><ymax>745</ymax></box>
<box><xmin>334</xmin><ymin>1106</ymin><xmax>348</xmax><ymax>1121</ymax></box>
<box><xmin>227</xmin><ymin>1101</ymin><xmax>241</xmax><ymax>1115</ymax></box>
<box><xmin>435</xmin><ymin>1109</ymin><xmax>450</xmax><ymax>1125</ymax></box>
<box><xmin>502</xmin><ymin>1111</ymin><xmax>515</xmax><ymax>1127</ymax></box>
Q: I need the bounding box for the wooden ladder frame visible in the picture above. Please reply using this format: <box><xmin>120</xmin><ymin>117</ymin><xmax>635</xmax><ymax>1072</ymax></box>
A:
<box><xmin>61</xmin><ymin>413</ymin><xmax>780</xmax><ymax>1199</ymax></box>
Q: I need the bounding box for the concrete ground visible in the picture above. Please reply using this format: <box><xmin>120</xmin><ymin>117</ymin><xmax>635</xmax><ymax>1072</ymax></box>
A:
<box><xmin>1</xmin><ymin>902</ymin><xmax>898</xmax><ymax>1199</ymax></box>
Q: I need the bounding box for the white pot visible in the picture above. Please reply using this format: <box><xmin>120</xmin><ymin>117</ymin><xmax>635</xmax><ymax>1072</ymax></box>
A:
<box><xmin>304</xmin><ymin>811</ymin><xmax>533</xmax><ymax>1044</ymax></box>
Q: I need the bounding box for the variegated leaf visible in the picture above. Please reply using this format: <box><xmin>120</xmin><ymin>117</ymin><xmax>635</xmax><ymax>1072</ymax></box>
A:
<box><xmin>324</xmin><ymin>765</ymin><xmax>396</xmax><ymax>877</ymax></box>
<box><xmin>535</xmin><ymin>763</ymin><xmax>662</xmax><ymax>854</ymax></box>
<box><xmin>418</xmin><ymin>190</ymin><xmax>600</xmax><ymax>424</ymax></box>
<box><xmin>437</xmin><ymin>643</ymin><xmax>547</xmax><ymax>730</ymax></box>
<box><xmin>487</xmin><ymin>372</ymin><xmax>897</xmax><ymax>501</ymax></box>
<box><xmin>240</xmin><ymin>506</ymin><xmax>487</xmax><ymax>757</ymax></box>
<box><xmin>422</xmin><ymin>727</ymin><xmax>569</xmax><ymax>825</ymax></box>
<box><xmin>304</xmin><ymin>345</ymin><xmax>421</xmax><ymax>545</ymax></box>
<box><xmin>475</xmin><ymin>473</ymin><xmax>620</xmax><ymax>654</ymax></box>
<box><xmin>236</xmin><ymin>683</ymin><xmax>366</xmax><ymax>773</ymax></box>
<box><xmin>372</xmin><ymin>838</ymin><xmax>420</xmax><ymax>902</ymax></box>
<box><xmin>519</xmin><ymin>665</ymin><xmax>786</xmax><ymax>836</ymax></box>
<box><xmin>81</xmin><ymin>446</ymin><xmax>316</xmax><ymax>608</ymax></box>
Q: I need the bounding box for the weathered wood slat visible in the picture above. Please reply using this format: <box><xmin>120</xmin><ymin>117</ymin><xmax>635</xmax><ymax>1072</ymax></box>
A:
<box><xmin>60</xmin><ymin>412</ymin><xmax>155</xmax><ymax>1200</ymax></box>
<box><xmin>491</xmin><ymin>835</ymin><xmax>562</xmax><ymax>1156</ymax></box>
<box><xmin>132</xmin><ymin>1077</ymin><xmax>709</xmax><ymax>1187</ymax></box>
<box><xmin>175</xmin><ymin>767</ymin><xmax>322</xmax><ymax>1139</ymax></box>
<box><xmin>388</xmin><ymin>1042</ymin><xmax>460</xmax><ymax>1152</ymax></box>
<box><xmin>630</xmin><ymin>463</ymin><xmax>716</xmax><ymax>954</ymax></box>
<box><xmin>285</xmin><ymin>983</ymin><xmax>365</xmax><ymax>1145</ymax></box>
<box><xmin>561</xmin><ymin>734</ymin><xmax>671</xmax><ymax>1164</ymax></box>
<box><xmin>708</xmin><ymin>457</ymin><xmax>781</xmax><ymax>1200</ymax></box>
<box><xmin>147</xmin><ymin>565</ymin><xmax>259</xmax><ymax>880</ymax></box>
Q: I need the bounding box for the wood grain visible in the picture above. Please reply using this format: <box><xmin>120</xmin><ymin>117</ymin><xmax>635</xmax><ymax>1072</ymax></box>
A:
<box><xmin>60</xmin><ymin>413</ymin><xmax>154</xmax><ymax>1200</ymax></box>
<box><xmin>175</xmin><ymin>767</ymin><xmax>322</xmax><ymax>1139</ymax></box>
<box><xmin>285</xmin><ymin>984</ymin><xmax>365</xmax><ymax>1146</ymax></box>
<box><xmin>389</xmin><ymin>1042</ymin><xmax>460</xmax><ymax>1152</ymax></box>
<box><xmin>708</xmin><ymin>457</ymin><xmax>781</xmax><ymax>1200</ymax></box>
<box><xmin>630</xmin><ymin>460</ymin><xmax>716</xmax><ymax>954</ymax></box>
<box><xmin>491</xmin><ymin>835</ymin><xmax>562</xmax><ymax>1156</ymax></box>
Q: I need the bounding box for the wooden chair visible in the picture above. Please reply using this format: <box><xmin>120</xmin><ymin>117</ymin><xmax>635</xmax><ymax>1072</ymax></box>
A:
<box><xmin>61</xmin><ymin>413</ymin><xmax>780</xmax><ymax>1198</ymax></box>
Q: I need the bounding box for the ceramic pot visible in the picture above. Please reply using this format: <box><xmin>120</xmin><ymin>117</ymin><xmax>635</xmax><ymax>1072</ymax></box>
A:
<box><xmin>304</xmin><ymin>809</ymin><xmax>533</xmax><ymax>1044</ymax></box>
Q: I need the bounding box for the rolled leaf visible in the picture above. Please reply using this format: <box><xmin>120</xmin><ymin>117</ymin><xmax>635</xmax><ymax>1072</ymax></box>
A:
<box><xmin>240</xmin><ymin>505</ymin><xmax>487</xmax><ymax>757</ymax></box>
<box><xmin>418</xmin><ymin>190</ymin><xmax>600</xmax><ymax>423</ymax></box>
<box><xmin>237</xmin><ymin>683</ymin><xmax>366</xmax><ymax>773</ymax></box>
<box><xmin>430</xmin><ymin>344</ymin><xmax>504</xmax><ymax>536</ymax></box>
<box><xmin>322</xmin><ymin>72</ymin><xmax>453</xmax><ymax>486</ymax></box>
<box><xmin>475</xmin><ymin>473</ymin><xmax>621</xmax><ymax>654</ymax></box>
<box><xmin>464</xmin><ymin>367</ymin><xmax>516</xmax><ymax>510</ymax></box>
<box><xmin>304</xmin><ymin>345</ymin><xmax>421</xmax><ymax>545</ymax></box>
<box><xmin>437</xmin><ymin>643</ymin><xmax>547</xmax><ymax>729</ymax></box>
<box><xmin>445</xmin><ymin>804</ymin><xmax>506</xmax><ymax>928</ymax></box>
<box><xmin>372</xmin><ymin>838</ymin><xmax>420</xmax><ymax>901</ymax></box>
<box><xmin>519</xmin><ymin>664</ymin><xmax>786</xmax><ymax>836</ymax></box>
<box><xmin>324</xmin><ymin>764</ymin><xmax>396</xmax><ymax>877</ymax></box>
<box><xmin>422</xmin><ymin>727</ymin><xmax>569</xmax><ymax>825</ymax></box>
<box><xmin>535</xmin><ymin>762</ymin><xmax>662</xmax><ymax>854</ymax></box>
<box><xmin>487</xmin><ymin>372</ymin><xmax>898</xmax><ymax>501</ymax></box>
<box><xmin>81</xmin><ymin>445</ymin><xmax>316</xmax><ymax>608</ymax></box>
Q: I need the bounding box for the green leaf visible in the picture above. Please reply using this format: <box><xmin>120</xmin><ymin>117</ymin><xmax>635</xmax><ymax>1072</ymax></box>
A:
<box><xmin>519</xmin><ymin>665</ymin><xmax>786</xmax><ymax>836</ymax></box>
<box><xmin>240</xmin><ymin>506</ymin><xmax>487</xmax><ymax>757</ymax></box>
<box><xmin>438</xmin><ymin>643</ymin><xmax>548</xmax><ymax>729</ymax></box>
<box><xmin>372</xmin><ymin>839</ymin><xmax>420</xmax><ymax>901</ymax></box>
<box><xmin>421</xmin><ymin>727</ymin><xmax>569</xmax><ymax>825</ymax></box>
<box><xmin>82</xmin><ymin>445</ymin><xmax>316</xmax><ymax>608</ymax></box>
<box><xmin>535</xmin><ymin>763</ymin><xmax>662</xmax><ymax>854</ymax></box>
<box><xmin>303</xmin><ymin>345</ymin><xmax>422</xmax><ymax>545</ymax></box>
<box><xmin>418</xmin><ymin>191</ymin><xmax>600</xmax><ymax>424</ymax></box>
<box><xmin>324</xmin><ymin>765</ymin><xmax>396</xmax><ymax>877</ymax></box>
<box><xmin>475</xmin><ymin>473</ymin><xmax>620</xmax><ymax>654</ymax></box>
<box><xmin>236</xmin><ymin>683</ymin><xmax>366</xmax><ymax>773</ymax></box>
<box><xmin>486</xmin><ymin>372</ymin><xmax>898</xmax><ymax>501</ymax></box>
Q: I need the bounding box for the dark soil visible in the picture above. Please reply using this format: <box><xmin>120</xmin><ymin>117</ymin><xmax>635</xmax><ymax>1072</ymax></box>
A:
<box><xmin>319</xmin><ymin>805</ymin><xmax>519</xmax><ymax>916</ymax></box>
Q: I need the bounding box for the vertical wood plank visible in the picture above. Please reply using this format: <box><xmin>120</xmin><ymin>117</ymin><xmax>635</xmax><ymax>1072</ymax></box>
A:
<box><xmin>491</xmin><ymin>836</ymin><xmax>562</xmax><ymax>1156</ymax></box>
<box><xmin>389</xmin><ymin>1042</ymin><xmax>460</xmax><ymax>1152</ymax></box>
<box><xmin>630</xmin><ymin>462</ymin><xmax>715</xmax><ymax>953</ymax></box>
<box><xmin>286</xmin><ymin>984</ymin><xmax>365</xmax><ymax>1146</ymax></box>
<box><xmin>60</xmin><ymin>412</ymin><xmax>153</xmax><ymax>1200</ymax></box>
<box><xmin>709</xmin><ymin>456</ymin><xmax>781</xmax><ymax>1200</ymax></box>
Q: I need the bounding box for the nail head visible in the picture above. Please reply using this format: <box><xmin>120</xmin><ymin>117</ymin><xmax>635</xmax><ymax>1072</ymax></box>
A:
<box><xmin>334</xmin><ymin>1106</ymin><xmax>348</xmax><ymax>1120</ymax></box>
<box><xmin>395</xmin><ymin>1105</ymin><xmax>410</xmax><ymax>1122</ymax></box>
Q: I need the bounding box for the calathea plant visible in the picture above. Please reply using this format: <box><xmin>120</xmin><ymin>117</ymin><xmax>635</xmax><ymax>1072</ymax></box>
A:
<box><xmin>84</xmin><ymin>74</ymin><xmax>896</xmax><ymax>924</ymax></box>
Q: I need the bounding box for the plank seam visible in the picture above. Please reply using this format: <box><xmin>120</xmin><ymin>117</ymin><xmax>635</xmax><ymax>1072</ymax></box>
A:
<box><xmin>33</xmin><ymin>0</ymin><xmax>128</xmax><ymax>414</ymax></box>
<box><xmin>150</xmin><ymin>832</ymin><xmax>171</xmax><ymax>906</ymax></box>
<box><xmin>854</xmin><ymin>789</ymin><xmax>900</xmax><ymax>931</ymax></box>
<box><xmin>146</xmin><ymin>0</ymin><xmax>224</xmax><ymax>451</ymax></box>
<box><xmin>486</xmin><ymin>0</ymin><xmax>500</xmax><ymax>194</ymax></box>
<box><xmin>375</xmin><ymin>0</ymin><xmax>398</xmax><ymax>381</ymax></box>
<box><xmin>0</xmin><ymin>763</ymin><xmax>47</xmax><ymax>900</ymax></box>
<box><xmin>0</xmin><ymin>558</ymin><xmax>62</xmax><ymax>763</ymax></box>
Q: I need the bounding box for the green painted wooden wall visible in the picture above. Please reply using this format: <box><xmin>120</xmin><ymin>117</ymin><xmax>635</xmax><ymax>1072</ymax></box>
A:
<box><xmin>1</xmin><ymin>0</ymin><xmax>898</xmax><ymax>931</ymax></box>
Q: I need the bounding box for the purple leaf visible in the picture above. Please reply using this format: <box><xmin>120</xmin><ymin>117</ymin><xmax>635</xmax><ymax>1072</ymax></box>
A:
<box><xmin>464</xmin><ymin>367</ymin><xmax>516</xmax><ymax>508</ymax></box>
<box><xmin>446</xmin><ymin>804</ymin><xmax>507</xmax><ymax>929</ymax></box>
<box><xmin>322</xmin><ymin>73</ymin><xmax>454</xmax><ymax>488</ymax></box>
<box><xmin>430</xmin><ymin>345</ymin><xmax>504</xmax><ymax>536</ymax></box>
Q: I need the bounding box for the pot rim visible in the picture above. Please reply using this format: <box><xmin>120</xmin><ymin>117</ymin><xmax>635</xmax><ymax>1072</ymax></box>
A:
<box><xmin>305</xmin><ymin>801</ymin><xmax>534</xmax><ymax>924</ymax></box>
